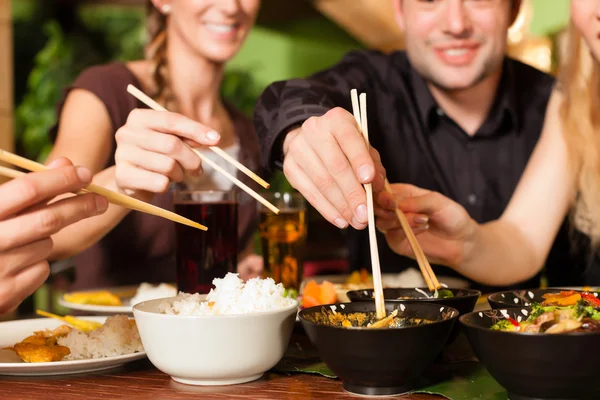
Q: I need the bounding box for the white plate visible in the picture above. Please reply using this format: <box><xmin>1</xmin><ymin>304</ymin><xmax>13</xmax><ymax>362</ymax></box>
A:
<box><xmin>58</xmin><ymin>285</ymin><xmax>138</xmax><ymax>315</ymax></box>
<box><xmin>0</xmin><ymin>316</ymin><xmax>146</xmax><ymax>376</ymax></box>
<box><xmin>58</xmin><ymin>299</ymin><xmax>134</xmax><ymax>315</ymax></box>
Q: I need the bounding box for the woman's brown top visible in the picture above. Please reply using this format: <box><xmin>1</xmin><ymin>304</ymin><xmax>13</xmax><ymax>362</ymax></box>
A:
<box><xmin>49</xmin><ymin>63</ymin><xmax>262</xmax><ymax>290</ymax></box>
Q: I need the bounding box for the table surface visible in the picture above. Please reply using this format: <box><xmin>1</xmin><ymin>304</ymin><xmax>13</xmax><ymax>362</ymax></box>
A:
<box><xmin>0</xmin><ymin>359</ymin><xmax>444</xmax><ymax>400</ymax></box>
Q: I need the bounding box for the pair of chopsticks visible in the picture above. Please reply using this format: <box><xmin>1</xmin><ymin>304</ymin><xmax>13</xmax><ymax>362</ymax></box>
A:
<box><xmin>350</xmin><ymin>89</ymin><xmax>441</xmax><ymax>319</ymax></box>
<box><xmin>349</xmin><ymin>90</ymin><xmax>440</xmax><ymax>294</ymax></box>
<box><xmin>0</xmin><ymin>149</ymin><xmax>208</xmax><ymax>231</ymax></box>
<box><xmin>350</xmin><ymin>89</ymin><xmax>386</xmax><ymax>319</ymax></box>
<box><xmin>126</xmin><ymin>85</ymin><xmax>280</xmax><ymax>215</ymax></box>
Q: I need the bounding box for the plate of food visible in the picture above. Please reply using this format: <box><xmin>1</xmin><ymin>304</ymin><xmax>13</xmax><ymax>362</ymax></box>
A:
<box><xmin>0</xmin><ymin>314</ymin><xmax>146</xmax><ymax>376</ymax></box>
<box><xmin>59</xmin><ymin>283</ymin><xmax>177</xmax><ymax>314</ymax></box>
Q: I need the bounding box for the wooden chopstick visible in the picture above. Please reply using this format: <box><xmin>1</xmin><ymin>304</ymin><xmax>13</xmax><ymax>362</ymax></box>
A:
<box><xmin>350</xmin><ymin>89</ymin><xmax>386</xmax><ymax>320</ymax></box>
<box><xmin>383</xmin><ymin>180</ymin><xmax>441</xmax><ymax>291</ymax></box>
<box><xmin>126</xmin><ymin>85</ymin><xmax>280</xmax><ymax>215</ymax></box>
<box><xmin>0</xmin><ymin>150</ymin><xmax>207</xmax><ymax>231</ymax></box>
<box><xmin>127</xmin><ymin>85</ymin><xmax>270</xmax><ymax>189</ymax></box>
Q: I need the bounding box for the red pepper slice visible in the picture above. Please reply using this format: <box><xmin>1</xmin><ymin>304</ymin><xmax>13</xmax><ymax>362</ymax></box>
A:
<box><xmin>582</xmin><ymin>293</ymin><xmax>600</xmax><ymax>307</ymax></box>
<box><xmin>507</xmin><ymin>317</ymin><xmax>520</xmax><ymax>329</ymax></box>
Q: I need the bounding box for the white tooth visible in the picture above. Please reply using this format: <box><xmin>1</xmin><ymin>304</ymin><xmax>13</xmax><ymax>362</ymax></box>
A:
<box><xmin>205</xmin><ymin>24</ymin><xmax>234</xmax><ymax>34</ymax></box>
<box><xmin>444</xmin><ymin>49</ymin><xmax>468</xmax><ymax>56</ymax></box>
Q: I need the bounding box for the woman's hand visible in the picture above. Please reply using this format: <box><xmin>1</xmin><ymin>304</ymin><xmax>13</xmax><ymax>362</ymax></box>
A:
<box><xmin>114</xmin><ymin>109</ymin><xmax>221</xmax><ymax>196</ymax></box>
<box><xmin>374</xmin><ymin>183</ymin><xmax>476</xmax><ymax>269</ymax></box>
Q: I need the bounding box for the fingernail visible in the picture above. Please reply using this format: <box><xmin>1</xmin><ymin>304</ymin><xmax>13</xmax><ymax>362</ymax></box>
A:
<box><xmin>357</xmin><ymin>164</ymin><xmax>374</xmax><ymax>183</ymax></box>
<box><xmin>95</xmin><ymin>195</ymin><xmax>109</xmax><ymax>213</ymax></box>
<box><xmin>47</xmin><ymin>159</ymin><xmax>62</xmax><ymax>168</ymax></box>
<box><xmin>334</xmin><ymin>218</ymin><xmax>348</xmax><ymax>229</ymax></box>
<box><xmin>356</xmin><ymin>204</ymin><xmax>368</xmax><ymax>224</ymax></box>
<box><xmin>352</xmin><ymin>216</ymin><xmax>367</xmax><ymax>229</ymax></box>
<box><xmin>414</xmin><ymin>216</ymin><xmax>429</xmax><ymax>225</ymax></box>
<box><xmin>414</xmin><ymin>224</ymin><xmax>429</xmax><ymax>233</ymax></box>
<box><xmin>206</xmin><ymin>130</ymin><xmax>221</xmax><ymax>141</ymax></box>
<box><xmin>76</xmin><ymin>167</ymin><xmax>92</xmax><ymax>183</ymax></box>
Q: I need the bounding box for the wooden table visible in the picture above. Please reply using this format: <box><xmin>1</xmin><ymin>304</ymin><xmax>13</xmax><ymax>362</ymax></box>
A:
<box><xmin>0</xmin><ymin>359</ymin><xmax>443</xmax><ymax>399</ymax></box>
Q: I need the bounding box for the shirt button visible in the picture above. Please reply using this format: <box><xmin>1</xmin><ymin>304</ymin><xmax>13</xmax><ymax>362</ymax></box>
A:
<box><xmin>467</xmin><ymin>194</ymin><xmax>477</xmax><ymax>205</ymax></box>
<box><xmin>436</xmin><ymin>107</ymin><xmax>445</xmax><ymax>117</ymax></box>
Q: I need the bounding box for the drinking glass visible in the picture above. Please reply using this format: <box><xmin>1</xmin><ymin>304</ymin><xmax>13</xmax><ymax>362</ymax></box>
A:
<box><xmin>173</xmin><ymin>190</ymin><xmax>238</xmax><ymax>294</ymax></box>
<box><xmin>258</xmin><ymin>192</ymin><xmax>307</xmax><ymax>291</ymax></box>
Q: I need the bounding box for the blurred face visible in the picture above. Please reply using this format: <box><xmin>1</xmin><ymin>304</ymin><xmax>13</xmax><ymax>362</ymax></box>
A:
<box><xmin>394</xmin><ymin>0</ymin><xmax>521</xmax><ymax>91</ymax></box>
<box><xmin>154</xmin><ymin>0</ymin><xmax>261</xmax><ymax>63</ymax></box>
<box><xmin>571</xmin><ymin>0</ymin><xmax>600</xmax><ymax>63</ymax></box>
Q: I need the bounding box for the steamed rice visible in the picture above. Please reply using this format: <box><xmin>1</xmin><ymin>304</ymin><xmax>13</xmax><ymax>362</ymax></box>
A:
<box><xmin>57</xmin><ymin>315</ymin><xmax>143</xmax><ymax>360</ymax></box>
<box><xmin>159</xmin><ymin>273</ymin><xmax>296</xmax><ymax>316</ymax></box>
<box><xmin>130</xmin><ymin>283</ymin><xmax>177</xmax><ymax>306</ymax></box>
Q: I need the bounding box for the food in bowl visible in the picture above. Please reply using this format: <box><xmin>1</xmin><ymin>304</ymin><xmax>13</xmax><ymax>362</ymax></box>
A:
<box><xmin>158</xmin><ymin>273</ymin><xmax>296</xmax><ymax>316</ymax></box>
<box><xmin>8</xmin><ymin>315</ymin><xmax>142</xmax><ymax>362</ymax></box>
<box><xmin>460</xmin><ymin>307</ymin><xmax>600</xmax><ymax>399</ymax></box>
<box><xmin>490</xmin><ymin>290</ymin><xmax>600</xmax><ymax>333</ymax></box>
<box><xmin>132</xmin><ymin>273</ymin><xmax>298</xmax><ymax>386</ymax></box>
<box><xmin>304</xmin><ymin>305</ymin><xmax>436</xmax><ymax>328</ymax></box>
<box><xmin>347</xmin><ymin>287</ymin><xmax>481</xmax><ymax>344</ymax></box>
<box><xmin>299</xmin><ymin>301</ymin><xmax>458</xmax><ymax>396</ymax></box>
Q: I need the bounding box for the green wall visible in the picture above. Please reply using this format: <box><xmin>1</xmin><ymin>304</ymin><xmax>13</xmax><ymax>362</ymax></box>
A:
<box><xmin>228</xmin><ymin>17</ymin><xmax>361</xmax><ymax>91</ymax></box>
<box><xmin>530</xmin><ymin>0</ymin><xmax>570</xmax><ymax>36</ymax></box>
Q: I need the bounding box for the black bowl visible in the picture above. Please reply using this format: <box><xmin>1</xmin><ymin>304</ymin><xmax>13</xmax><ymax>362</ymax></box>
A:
<box><xmin>487</xmin><ymin>288</ymin><xmax>600</xmax><ymax>310</ymax></box>
<box><xmin>347</xmin><ymin>287</ymin><xmax>480</xmax><ymax>343</ymax></box>
<box><xmin>299</xmin><ymin>301</ymin><xmax>458</xmax><ymax>396</ymax></box>
<box><xmin>460</xmin><ymin>308</ymin><xmax>600</xmax><ymax>400</ymax></box>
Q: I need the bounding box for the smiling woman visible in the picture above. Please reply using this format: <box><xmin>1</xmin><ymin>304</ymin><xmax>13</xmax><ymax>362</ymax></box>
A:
<box><xmin>43</xmin><ymin>0</ymin><xmax>266</xmax><ymax>291</ymax></box>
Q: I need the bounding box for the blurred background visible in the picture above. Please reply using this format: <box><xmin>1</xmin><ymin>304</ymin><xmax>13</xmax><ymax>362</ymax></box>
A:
<box><xmin>0</xmin><ymin>0</ymin><xmax>571</xmax><ymax>313</ymax></box>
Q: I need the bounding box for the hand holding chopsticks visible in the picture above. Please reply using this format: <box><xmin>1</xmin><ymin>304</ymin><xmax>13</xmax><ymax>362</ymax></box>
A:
<box><xmin>0</xmin><ymin>149</ymin><xmax>207</xmax><ymax>231</ymax></box>
<box><xmin>124</xmin><ymin>84</ymin><xmax>279</xmax><ymax>215</ymax></box>
<box><xmin>0</xmin><ymin>158</ymin><xmax>108</xmax><ymax>314</ymax></box>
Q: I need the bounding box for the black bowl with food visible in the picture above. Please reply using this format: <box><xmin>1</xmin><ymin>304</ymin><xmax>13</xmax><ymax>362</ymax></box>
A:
<box><xmin>347</xmin><ymin>287</ymin><xmax>480</xmax><ymax>343</ymax></box>
<box><xmin>461</xmin><ymin>291</ymin><xmax>600</xmax><ymax>400</ymax></box>
<box><xmin>298</xmin><ymin>301</ymin><xmax>458</xmax><ymax>396</ymax></box>
<box><xmin>486</xmin><ymin>288</ymin><xmax>600</xmax><ymax>310</ymax></box>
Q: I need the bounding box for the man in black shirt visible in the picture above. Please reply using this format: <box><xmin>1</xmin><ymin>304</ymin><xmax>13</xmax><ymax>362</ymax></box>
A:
<box><xmin>253</xmin><ymin>0</ymin><xmax>579</xmax><ymax>290</ymax></box>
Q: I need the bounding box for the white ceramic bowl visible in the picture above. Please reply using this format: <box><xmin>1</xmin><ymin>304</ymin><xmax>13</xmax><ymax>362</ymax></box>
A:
<box><xmin>132</xmin><ymin>295</ymin><xmax>298</xmax><ymax>386</ymax></box>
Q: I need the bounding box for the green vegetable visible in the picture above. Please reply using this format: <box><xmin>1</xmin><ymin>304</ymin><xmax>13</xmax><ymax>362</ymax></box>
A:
<box><xmin>283</xmin><ymin>288</ymin><xmax>299</xmax><ymax>299</ymax></box>
<box><xmin>437</xmin><ymin>289</ymin><xmax>454</xmax><ymax>299</ymax></box>
<box><xmin>575</xmin><ymin>300</ymin><xmax>600</xmax><ymax>320</ymax></box>
<box><xmin>528</xmin><ymin>303</ymin><xmax>558</xmax><ymax>321</ymax></box>
<box><xmin>491</xmin><ymin>319</ymin><xmax>516</xmax><ymax>331</ymax></box>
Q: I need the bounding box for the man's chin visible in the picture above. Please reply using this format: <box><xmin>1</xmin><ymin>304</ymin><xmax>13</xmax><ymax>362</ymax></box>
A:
<box><xmin>427</xmin><ymin>71</ymin><xmax>487</xmax><ymax>92</ymax></box>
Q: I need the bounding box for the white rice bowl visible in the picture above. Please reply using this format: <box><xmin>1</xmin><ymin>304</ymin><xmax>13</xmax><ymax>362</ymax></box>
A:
<box><xmin>158</xmin><ymin>273</ymin><xmax>296</xmax><ymax>316</ymax></box>
<box><xmin>58</xmin><ymin>315</ymin><xmax>143</xmax><ymax>360</ymax></box>
<box><xmin>133</xmin><ymin>273</ymin><xmax>298</xmax><ymax>386</ymax></box>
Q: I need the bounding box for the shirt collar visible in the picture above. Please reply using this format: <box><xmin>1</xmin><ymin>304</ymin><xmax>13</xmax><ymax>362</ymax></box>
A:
<box><xmin>407</xmin><ymin>57</ymin><xmax>520</xmax><ymax>136</ymax></box>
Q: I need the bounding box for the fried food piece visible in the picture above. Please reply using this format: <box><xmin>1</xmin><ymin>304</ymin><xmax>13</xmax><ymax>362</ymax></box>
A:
<box><xmin>21</xmin><ymin>335</ymin><xmax>47</xmax><ymax>346</ymax></box>
<box><xmin>63</xmin><ymin>290</ymin><xmax>122</xmax><ymax>306</ymax></box>
<box><xmin>13</xmin><ymin>343</ymin><xmax>70</xmax><ymax>363</ymax></box>
<box><xmin>34</xmin><ymin>324</ymin><xmax>72</xmax><ymax>339</ymax></box>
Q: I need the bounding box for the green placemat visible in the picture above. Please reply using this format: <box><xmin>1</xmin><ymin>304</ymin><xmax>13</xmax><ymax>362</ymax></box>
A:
<box><xmin>272</xmin><ymin>338</ymin><xmax>507</xmax><ymax>399</ymax></box>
